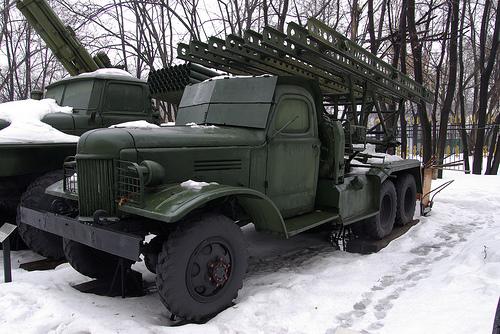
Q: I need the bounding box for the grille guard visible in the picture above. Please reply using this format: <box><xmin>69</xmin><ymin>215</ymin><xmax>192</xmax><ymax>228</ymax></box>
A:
<box><xmin>62</xmin><ymin>158</ymin><xmax>147</xmax><ymax>211</ymax></box>
<box><xmin>116</xmin><ymin>160</ymin><xmax>146</xmax><ymax>208</ymax></box>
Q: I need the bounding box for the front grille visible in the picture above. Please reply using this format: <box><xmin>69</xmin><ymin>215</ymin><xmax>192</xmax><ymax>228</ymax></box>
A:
<box><xmin>77</xmin><ymin>158</ymin><xmax>115</xmax><ymax>216</ymax></box>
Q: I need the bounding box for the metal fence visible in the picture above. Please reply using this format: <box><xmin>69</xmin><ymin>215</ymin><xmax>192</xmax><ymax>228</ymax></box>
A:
<box><xmin>391</xmin><ymin>115</ymin><xmax>498</xmax><ymax>171</ymax></box>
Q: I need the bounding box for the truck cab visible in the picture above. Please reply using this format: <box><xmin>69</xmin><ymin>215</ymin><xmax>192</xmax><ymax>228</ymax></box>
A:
<box><xmin>174</xmin><ymin>76</ymin><xmax>321</xmax><ymax>218</ymax></box>
<box><xmin>42</xmin><ymin>70</ymin><xmax>159</xmax><ymax>135</ymax></box>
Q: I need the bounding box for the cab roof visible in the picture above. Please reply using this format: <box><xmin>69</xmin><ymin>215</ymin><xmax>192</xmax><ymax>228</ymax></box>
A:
<box><xmin>47</xmin><ymin>69</ymin><xmax>145</xmax><ymax>88</ymax></box>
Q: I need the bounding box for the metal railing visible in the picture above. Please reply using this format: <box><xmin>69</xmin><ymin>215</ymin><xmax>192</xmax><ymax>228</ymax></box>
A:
<box><xmin>392</xmin><ymin>116</ymin><xmax>498</xmax><ymax>171</ymax></box>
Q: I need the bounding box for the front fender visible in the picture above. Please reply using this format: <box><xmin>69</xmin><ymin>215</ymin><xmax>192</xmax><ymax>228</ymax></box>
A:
<box><xmin>119</xmin><ymin>183</ymin><xmax>288</xmax><ymax>237</ymax></box>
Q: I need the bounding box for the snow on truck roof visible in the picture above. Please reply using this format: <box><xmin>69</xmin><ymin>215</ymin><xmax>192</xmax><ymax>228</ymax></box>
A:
<box><xmin>0</xmin><ymin>69</ymin><xmax>144</xmax><ymax>144</ymax></box>
<box><xmin>47</xmin><ymin>68</ymin><xmax>146</xmax><ymax>88</ymax></box>
<box><xmin>0</xmin><ymin>98</ymin><xmax>78</xmax><ymax>144</ymax></box>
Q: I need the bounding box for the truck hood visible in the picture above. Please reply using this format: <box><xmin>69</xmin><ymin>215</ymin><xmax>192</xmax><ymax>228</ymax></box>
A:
<box><xmin>77</xmin><ymin>125</ymin><xmax>266</xmax><ymax>157</ymax></box>
<box><xmin>132</xmin><ymin>125</ymin><xmax>266</xmax><ymax>148</ymax></box>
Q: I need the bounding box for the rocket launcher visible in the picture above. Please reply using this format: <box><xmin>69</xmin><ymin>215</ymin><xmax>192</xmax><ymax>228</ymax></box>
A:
<box><xmin>177</xmin><ymin>18</ymin><xmax>434</xmax><ymax>150</ymax></box>
<box><xmin>17</xmin><ymin>0</ymin><xmax>110</xmax><ymax>76</ymax></box>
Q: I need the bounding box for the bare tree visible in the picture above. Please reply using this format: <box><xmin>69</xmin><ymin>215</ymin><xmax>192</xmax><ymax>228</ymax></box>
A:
<box><xmin>458</xmin><ymin>0</ymin><xmax>471</xmax><ymax>173</ymax></box>
<box><xmin>472</xmin><ymin>0</ymin><xmax>500</xmax><ymax>174</ymax></box>
<box><xmin>436</xmin><ymin>0</ymin><xmax>459</xmax><ymax>176</ymax></box>
<box><xmin>407</xmin><ymin>0</ymin><xmax>433</xmax><ymax>163</ymax></box>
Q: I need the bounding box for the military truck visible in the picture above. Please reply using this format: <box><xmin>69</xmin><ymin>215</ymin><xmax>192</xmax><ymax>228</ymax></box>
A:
<box><xmin>0</xmin><ymin>0</ymin><xmax>160</xmax><ymax>254</ymax></box>
<box><xmin>0</xmin><ymin>70</ymin><xmax>160</xmax><ymax>255</ymax></box>
<box><xmin>19</xmin><ymin>18</ymin><xmax>433</xmax><ymax>321</ymax></box>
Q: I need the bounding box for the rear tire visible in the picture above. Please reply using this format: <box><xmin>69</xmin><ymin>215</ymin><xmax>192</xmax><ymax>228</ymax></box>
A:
<box><xmin>394</xmin><ymin>173</ymin><xmax>417</xmax><ymax>225</ymax></box>
<box><xmin>156</xmin><ymin>214</ymin><xmax>247</xmax><ymax>322</ymax></box>
<box><xmin>16</xmin><ymin>171</ymin><xmax>69</xmax><ymax>259</ymax></box>
<box><xmin>352</xmin><ymin>180</ymin><xmax>397</xmax><ymax>240</ymax></box>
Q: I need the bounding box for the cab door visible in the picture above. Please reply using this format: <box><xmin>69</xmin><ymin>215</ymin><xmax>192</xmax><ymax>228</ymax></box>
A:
<box><xmin>265</xmin><ymin>86</ymin><xmax>320</xmax><ymax>218</ymax></box>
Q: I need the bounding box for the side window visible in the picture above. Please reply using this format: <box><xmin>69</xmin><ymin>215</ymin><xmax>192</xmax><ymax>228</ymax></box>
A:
<box><xmin>60</xmin><ymin>80</ymin><xmax>94</xmax><ymax>109</ymax></box>
<box><xmin>105</xmin><ymin>83</ymin><xmax>144</xmax><ymax>112</ymax></box>
<box><xmin>274</xmin><ymin>98</ymin><xmax>310</xmax><ymax>134</ymax></box>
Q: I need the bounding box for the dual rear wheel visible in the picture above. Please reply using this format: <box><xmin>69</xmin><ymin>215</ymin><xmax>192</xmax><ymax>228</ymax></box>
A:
<box><xmin>351</xmin><ymin>173</ymin><xmax>417</xmax><ymax>240</ymax></box>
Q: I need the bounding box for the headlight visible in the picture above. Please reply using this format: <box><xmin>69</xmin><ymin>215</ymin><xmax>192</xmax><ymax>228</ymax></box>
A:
<box><xmin>139</xmin><ymin>160</ymin><xmax>165</xmax><ymax>186</ymax></box>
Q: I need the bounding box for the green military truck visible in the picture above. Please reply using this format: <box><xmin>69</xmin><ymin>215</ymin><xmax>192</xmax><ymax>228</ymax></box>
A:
<box><xmin>0</xmin><ymin>70</ymin><xmax>160</xmax><ymax>255</ymax></box>
<box><xmin>0</xmin><ymin>0</ymin><xmax>160</xmax><ymax>254</ymax></box>
<box><xmin>19</xmin><ymin>18</ymin><xmax>432</xmax><ymax>321</ymax></box>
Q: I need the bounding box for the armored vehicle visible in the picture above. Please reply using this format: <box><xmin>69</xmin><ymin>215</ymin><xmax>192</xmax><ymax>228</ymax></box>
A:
<box><xmin>19</xmin><ymin>18</ymin><xmax>432</xmax><ymax>321</ymax></box>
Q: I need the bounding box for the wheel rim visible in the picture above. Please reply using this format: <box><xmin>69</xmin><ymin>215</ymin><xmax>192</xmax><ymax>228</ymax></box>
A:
<box><xmin>186</xmin><ymin>236</ymin><xmax>233</xmax><ymax>303</ymax></box>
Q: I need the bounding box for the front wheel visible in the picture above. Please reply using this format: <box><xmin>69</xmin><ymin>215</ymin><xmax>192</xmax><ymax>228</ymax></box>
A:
<box><xmin>16</xmin><ymin>171</ymin><xmax>74</xmax><ymax>259</ymax></box>
<box><xmin>63</xmin><ymin>238</ymin><xmax>129</xmax><ymax>279</ymax></box>
<box><xmin>156</xmin><ymin>214</ymin><xmax>248</xmax><ymax>322</ymax></box>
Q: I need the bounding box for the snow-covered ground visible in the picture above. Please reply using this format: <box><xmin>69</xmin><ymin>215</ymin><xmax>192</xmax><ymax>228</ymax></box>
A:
<box><xmin>1</xmin><ymin>171</ymin><xmax>499</xmax><ymax>333</ymax></box>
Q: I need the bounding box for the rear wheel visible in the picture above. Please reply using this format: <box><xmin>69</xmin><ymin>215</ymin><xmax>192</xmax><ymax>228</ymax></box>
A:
<box><xmin>16</xmin><ymin>171</ymin><xmax>74</xmax><ymax>259</ymax></box>
<box><xmin>394</xmin><ymin>173</ymin><xmax>417</xmax><ymax>225</ymax></box>
<box><xmin>156</xmin><ymin>214</ymin><xmax>247</xmax><ymax>322</ymax></box>
<box><xmin>351</xmin><ymin>180</ymin><xmax>397</xmax><ymax>239</ymax></box>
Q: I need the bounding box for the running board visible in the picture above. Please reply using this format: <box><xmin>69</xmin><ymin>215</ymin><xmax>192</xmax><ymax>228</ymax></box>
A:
<box><xmin>285</xmin><ymin>210</ymin><xmax>339</xmax><ymax>237</ymax></box>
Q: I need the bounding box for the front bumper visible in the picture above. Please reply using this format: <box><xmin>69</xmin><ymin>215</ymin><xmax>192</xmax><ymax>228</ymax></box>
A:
<box><xmin>19</xmin><ymin>206</ymin><xmax>142</xmax><ymax>261</ymax></box>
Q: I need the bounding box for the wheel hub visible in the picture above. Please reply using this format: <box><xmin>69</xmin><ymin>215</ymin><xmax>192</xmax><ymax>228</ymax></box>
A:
<box><xmin>209</xmin><ymin>257</ymin><xmax>230</xmax><ymax>287</ymax></box>
<box><xmin>186</xmin><ymin>237</ymin><xmax>234</xmax><ymax>302</ymax></box>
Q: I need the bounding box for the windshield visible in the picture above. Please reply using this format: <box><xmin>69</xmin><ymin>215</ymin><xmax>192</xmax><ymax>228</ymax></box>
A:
<box><xmin>46</xmin><ymin>80</ymin><xmax>94</xmax><ymax>110</ymax></box>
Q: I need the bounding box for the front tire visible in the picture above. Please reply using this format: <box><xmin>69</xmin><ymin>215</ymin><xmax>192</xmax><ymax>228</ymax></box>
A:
<box><xmin>16</xmin><ymin>170</ymin><xmax>70</xmax><ymax>259</ymax></box>
<box><xmin>63</xmin><ymin>238</ymin><xmax>128</xmax><ymax>279</ymax></box>
<box><xmin>156</xmin><ymin>214</ymin><xmax>248</xmax><ymax>322</ymax></box>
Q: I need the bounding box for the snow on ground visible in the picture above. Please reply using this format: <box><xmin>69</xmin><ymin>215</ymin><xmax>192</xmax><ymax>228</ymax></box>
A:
<box><xmin>0</xmin><ymin>99</ymin><xmax>78</xmax><ymax>144</ymax></box>
<box><xmin>1</xmin><ymin>171</ymin><xmax>499</xmax><ymax>333</ymax></box>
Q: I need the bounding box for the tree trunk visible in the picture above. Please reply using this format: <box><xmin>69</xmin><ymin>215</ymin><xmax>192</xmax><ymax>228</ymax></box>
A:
<box><xmin>437</xmin><ymin>0</ymin><xmax>459</xmax><ymax>178</ymax></box>
<box><xmin>486</xmin><ymin>114</ymin><xmax>500</xmax><ymax>174</ymax></box>
<box><xmin>458</xmin><ymin>0</ymin><xmax>471</xmax><ymax>173</ymax></box>
<box><xmin>472</xmin><ymin>0</ymin><xmax>500</xmax><ymax>174</ymax></box>
<box><xmin>277</xmin><ymin>0</ymin><xmax>289</xmax><ymax>33</ymax></box>
<box><xmin>351</xmin><ymin>0</ymin><xmax>360</xmax><ymax>41</ymax></box>
<box><xmin>399</xmin><ymin>3</ymin><xmax>407</xmax><ymax>159</ymax></box>
<box><xmin>407</xmin><ymin>0</ymin><xmax>432</xmax><ymax>164</ymax></box>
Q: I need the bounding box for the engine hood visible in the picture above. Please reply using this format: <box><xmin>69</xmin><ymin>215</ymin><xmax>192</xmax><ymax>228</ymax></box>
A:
<box><xmin>131</xmin><ymin>125</ymin><xmax>266</xmax><ymax>148</ymax></box>
<box><xmin>77</xmin><ymin>125</ymin><xmax>266</xmax><ymax>158</ymax></box>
